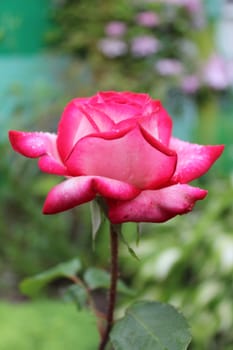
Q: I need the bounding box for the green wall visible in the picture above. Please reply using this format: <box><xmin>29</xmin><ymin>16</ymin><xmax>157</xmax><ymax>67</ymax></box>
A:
<box><xmin>0</xmin><ymin>0</ymin><xmax>54</xmax><ymax>53</ymax></box>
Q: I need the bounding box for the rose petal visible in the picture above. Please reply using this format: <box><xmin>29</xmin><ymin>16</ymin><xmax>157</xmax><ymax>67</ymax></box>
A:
<box><xmin>43</xmin><ymin>176</ymin><xmax>140</xmax><ymax>214</ymax></box>
<box><xmin>108</xmin><ymin>184</ymin><xmax>207</xmax><ymax>223</ymax></box>
<box><xmin>38</xmin><ymin>155</ymin><xmax>68</xmax><ymax>175</ymax></box>
<box><xmin>80</xmin><ymin>104</ymin><xmax>115</xmax><ymax>131</ymax></box>
<box><xmin>94</xmin><ymin>102</ymin><xmax>142</xmax><ymax>123</ymax></box>
<box><xmin>66</xmin><ymin>126</ymin><xmax>177</xmax><ymax>189</ymax></box>
<box><xmin>9</xmin><ymin>130</ymin><xmax>57</xmax><ymax>158</ymax></box>
<box><xmin>97</xmin><ymin>91</ymin><xmax>150</xmax><ymax>105</ymax></box>
<box><xmin>140</xmin><ymin>101</ymin><xmax>173</xmax><ymax>145</ymax></box>
<box><xmin>94</xmin><ymin>91</ymin><xmax>151</xmax><ymax>123</ymax></box>
<box><xmin>170</xmin><ymin>137</ymin><xmax>224</xmax><ymax>183</ymax></box>
<box><xmin>9</xmin><ymin>130</ymin><xmax>68</xmax><ymax>176</ymax></box>
<box><xmin>57</xmin><ymin>100</ymin><xmax>99</xmax><ymax>161</ymax></box>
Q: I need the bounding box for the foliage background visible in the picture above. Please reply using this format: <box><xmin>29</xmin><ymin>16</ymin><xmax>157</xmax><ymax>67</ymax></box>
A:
<box><xmin>0</xmin><ymin>0</ymin><xmax>233</xmax><ymax>349</ymax></box>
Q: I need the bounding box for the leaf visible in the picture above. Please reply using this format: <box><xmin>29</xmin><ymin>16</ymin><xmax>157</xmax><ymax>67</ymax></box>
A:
<box><xmin>110</xmin><ymin>301</ymin><xmax>192</xmax><ymax>350</ymax></box>
<box><xmin>64</xmin><ymin>284</ymin><xmax>89</xmax><ymax>310</ymax></box>
<box><xmin>90</xmin><ymin>200</ymin><xmax>102</xmax><ymax>243</ymax></box>
<box><xmin>84</xmin><ymin>267</ymin><xmax>135</xmax><ymax>296</ymax></box>
<box><xmin>20</xmin><ymin>258</ymin><xmax>82</xmax><ymax>297</ymax></box>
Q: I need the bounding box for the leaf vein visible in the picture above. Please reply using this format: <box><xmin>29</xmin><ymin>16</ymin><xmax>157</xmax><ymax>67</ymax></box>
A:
<box><xmin>128</xmin><ymin>309</ymin><xmax>165</xmax><ymax>348</ymax></box>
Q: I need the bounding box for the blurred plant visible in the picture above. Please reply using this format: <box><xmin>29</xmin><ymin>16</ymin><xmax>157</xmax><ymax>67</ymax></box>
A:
<box><xmin>53</xmin><ymin>0</ymin><xmax>233</xmax><ymax>98</ymax></box>
<box><xmin>119</xmin><ymin>177</ymin><xmax>233</xmax><ymax>350</ymax></box>
<box><xmin>53</xmin><ymin>1</ymin><xmax>202</xmax><ymax>95</ymax></box>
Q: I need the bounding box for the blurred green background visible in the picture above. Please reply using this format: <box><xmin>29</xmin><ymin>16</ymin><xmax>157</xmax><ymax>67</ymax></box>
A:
<box><xmin>0</xmin><ymin>0</ymin><xmax>233</xmax><ymax>349</ymax></box>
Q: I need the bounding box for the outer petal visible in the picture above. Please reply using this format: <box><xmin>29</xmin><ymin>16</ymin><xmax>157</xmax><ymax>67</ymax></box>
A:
<box><xmin>9</xmin><ymin>130</ymin><xmax>68</xmax><ymax>176</ymax></box>
<box><xmin>66</xmin><ymin>126</ymin><xmax>177</xmax><ymax>189</ymax></box>
<box><xmin>108</xmin><ymin>184</ymin><xmax>207</xmax><ymax>223</ymax></box>
<box><xmin>43</xmin><ymin>176</ymin><xmax>140</xmax><ymax>214</ymax></box>
<box><xmin>9</xmin><ymin>130</ymin><xmax>56</xmax><ymax>158</ymax></box>
<box><xmin>38</xmin><ymin>155</ymin><xmax>68</xmax><ymax>175</ymax></box>
<box><xmin>170</xmin><ymin>137</ymin><xmax>224</xmax><ymax>183</ymax></box>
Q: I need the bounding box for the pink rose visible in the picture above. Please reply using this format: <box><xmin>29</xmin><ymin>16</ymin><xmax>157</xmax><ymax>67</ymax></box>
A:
<box><xmin>9</xmin><ymin>91</ymin><xmax>224</xmax><ymax>223</ymax></box>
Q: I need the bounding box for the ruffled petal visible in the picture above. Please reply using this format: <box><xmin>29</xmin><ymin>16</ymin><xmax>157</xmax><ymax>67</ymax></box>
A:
<box><xmin>9</xmin><ymin>130</ymin><xmax>68</xmax><ymax>176</ymax></box>
<box><xmin>108</xmin><ymin>184</ymin><xmax>207</xmax><ymax>223</ymax></box>
<box><xmin>57</xmin><ymin>100</ymin><xmax>98</xmax><ymax>161</ymax></box>
<box><xmin>170</xmin><ymin>137</ymin><xmax>224</xmax><ymax>183</ymax></box>
<box><xmin>97</xmin><ymin>91</ymin><xmax>150</xmax><ymax>105</ymax></box>
<box><xmin>66</xmin><ymin>126</ymin><xmax>177</xmax><ymax>189</ymax></box>
<box><xmin>81</xmin><ymin>104</ymin><xmax>115</xmax><ymax>131</ymax></box>
<box><xmin>93</xmin><ymin>102</ymin><xmax>141</xmax><ymax>123</ymax></box>
<box><xmin>94</xmin><ymin>91</ymin><xmax>151</xmax><ymax>123</ymax></box>
<box><xmin>43</xmin><ymin>176</ymin><xmax>140</xmax><ymax>214</ymax></box>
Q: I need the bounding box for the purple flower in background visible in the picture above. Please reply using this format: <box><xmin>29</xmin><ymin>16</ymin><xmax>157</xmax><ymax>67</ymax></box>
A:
<box><xmin>203</xmin><ymin>54</ymin><xmax>231</xmax><ymax>90</ymax></box>
<box><xmin>183</xmin><ymin>0</ymin><xmax>202</xmax><ymax>13</ymax></box>
<box><xmin>181</xmin><ymin>75</ymin><xmax>200</xmax><ymax>94</ymax></box>
<box><xmin>155</xmin><ymin>59</ymin><xmax>183</xmax><ymax>76</ymax></box>
<box><xmin>136</xmin><ymin>11</ymin><xmax>160</xmax><ymax>27</ymax></box>
<box><xmin>131</xmin><ymin>35</ymin><xmax>159</xmax><ymax>57</ymax></box>
<box><xmin>184</xmin><ymin>0</ymin><xmax>205</xmax><ymax>28</ymax></box>
<box><xmin>105</xmin><ymin>21</ymin><xmax>127</xmax><ymax>37</ymax></box>
<box><xmin>98</xmin><ymin>38</ymin><xmax>127</xmax><ymax>58</ymax></box>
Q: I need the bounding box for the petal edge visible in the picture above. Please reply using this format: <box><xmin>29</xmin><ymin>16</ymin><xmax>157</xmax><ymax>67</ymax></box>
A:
<box><xmin>108</xmin><ymin>184</ymin><xmax>207</xmax><ymax>223</ymax></box>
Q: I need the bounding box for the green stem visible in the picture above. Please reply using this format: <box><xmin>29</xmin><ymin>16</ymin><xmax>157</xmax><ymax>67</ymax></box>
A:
<box><xmin>99</xmin><ymin>223</ymin><xmax>119</xmax><ymax>350</ymax></box>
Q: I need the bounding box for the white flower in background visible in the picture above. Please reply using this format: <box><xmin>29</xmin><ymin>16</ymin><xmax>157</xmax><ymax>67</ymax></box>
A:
<box><xmin>203</xmin><ymin>54</ymin><xmax>232</xmax><ymax>90</ymax></box>
<box><xmin>131</xmin><ymin>35</ymin><xmax>160</xmax><ymax>57</ymax></box>
<box><xmin>98</xmin><ymin>38</ymin><xmax>127</xmax><ymax>58</ymax></box>
<box><xmin>155</xmin><ymin>58</ymin><xmax>183</xmax><ymax>76</ymax></box>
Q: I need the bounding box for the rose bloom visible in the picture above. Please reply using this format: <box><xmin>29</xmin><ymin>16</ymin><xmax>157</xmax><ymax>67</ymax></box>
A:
<box><xmin>9</xmin><ymin>91</ymin><xmax>224</xmax><ymax>223</ymax></box>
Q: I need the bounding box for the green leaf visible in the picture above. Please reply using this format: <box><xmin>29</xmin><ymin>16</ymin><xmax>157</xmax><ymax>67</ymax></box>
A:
<box><xmin>84</xmin><ymin>267</ymin><xmax>135</xmax><ymax>296</ymax></box>
<box><xmin>110</xmin><ymin>301</ymin><xmax>192</xmax><ymax>350</ymax></box>
<box><xmin>90</xmin><ymin>200</ymin><xmax>102</xmax><ymax>243</ymax></box>
<box><xmin>64</xmin><ymin>284</ymin><xmax>88</xmax><ymax>310</ymax></box>
<box><xmin>20</xmin><ymin>258</ymin><xmax>82</xmax><ymax>297</ymax></box>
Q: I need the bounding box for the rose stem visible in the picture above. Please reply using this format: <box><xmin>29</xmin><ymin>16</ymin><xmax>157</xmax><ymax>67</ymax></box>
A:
<box><xmin>98</xmin><ymin>223</ymin><xmax>119</xmax><ymax>350</ymax></box>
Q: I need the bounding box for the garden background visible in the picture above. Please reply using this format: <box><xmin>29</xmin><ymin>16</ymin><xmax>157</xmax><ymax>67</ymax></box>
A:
<box><xmin>0</xmin><ymin>0</ymin><xmax>233</xmax><ymax>349</ymax></box>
